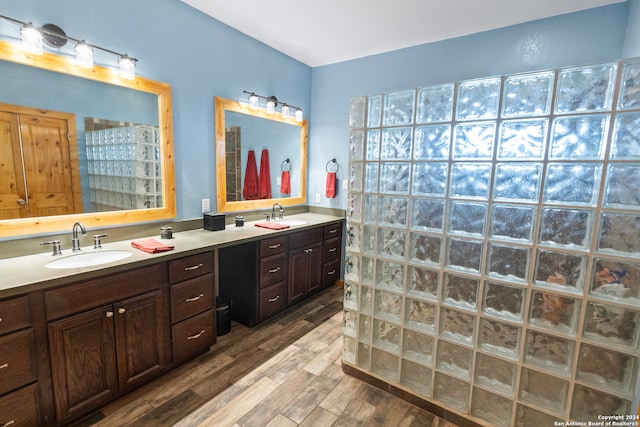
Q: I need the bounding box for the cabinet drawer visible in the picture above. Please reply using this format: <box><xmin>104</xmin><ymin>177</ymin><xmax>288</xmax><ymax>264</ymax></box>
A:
<box><xmin>323</xmin><ymin>236</ymin><xmax>341</xmax><ymax>262</ymax></box>
<box><xmin>0</xmin><ymin>296</ymin><xmax>31</xmax><ymax>335</ymax></box>
<box><xmin>259</xmin><ymin>282</ymin><xmax>287</xmax><ymax>321</ymax></box>
<box><xmin>169</xmin><ymin>252</ymin><xmax>214</xmax><ymax>283</ymax></box>
<box><xmin>289</xmin><ymin>228</ymin><xmax>322</xmax><ymax>249</ymax></box>
<box><xmin>324</xmin><ymin>222</ymin><xmax>342</xmax><ymax>239</ymax></box>
<box><xmin>260</xmin><ymin>236</ymin><xmax>287</xmax><ymax>257</ymax></box>
<box><xmin>259</xmin><ymin>253</ymin><xmax>287</xmax><ymax>288</ymax></box>
<box><xmin>322</xmin><ymin>259</ymin><xmax>340</xmax><ymax>288</ymax></box>
<box><xmin>172</xmin><ymin>309</ymin><xmax>215</xmax><ymax>364</ymax></box>
<box><xmin>0</xmin><ymin>383</ymin><xmax>40</xmax><ymax>427</ymax></box>
<box><xmin>0</xmin><ymin>330</ymin><xmax>37</xmax><ymax>396</ymax></box>
<box><xmin>170</xmin><ymin>273</ymin><xmax>214</xmax><ymax>323</ymax></box>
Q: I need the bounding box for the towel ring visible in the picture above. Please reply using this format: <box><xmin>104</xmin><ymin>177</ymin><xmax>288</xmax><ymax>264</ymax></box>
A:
<box><xmin>281</xmin><ymin>158</ymin><xmax>291</xmax><ymax>172</ymax></box>
<box><xmin>326</xmin><ymin>158</ymin><xmax>339</xmax><ymax>173</ymax></box>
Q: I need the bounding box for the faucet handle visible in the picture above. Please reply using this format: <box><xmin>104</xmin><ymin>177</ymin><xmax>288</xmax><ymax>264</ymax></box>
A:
<box><xmin>265</xmin><ymin>212</ymin><xmax>271</xmax><ymax>221</ymax></box>
<box><xmin>41</xmin><ymin>240</ymin><xmax>62</xmax><ymax>256</ymax></box>
<box><xmin>279</xmin><ymin>207</ymin><xmax>284</xmax><ymax>220</ymax></box>
<box><xmin>93</xmin><ymin>233</ymin><xmax>108</xmax><ymax>249</ymax></box>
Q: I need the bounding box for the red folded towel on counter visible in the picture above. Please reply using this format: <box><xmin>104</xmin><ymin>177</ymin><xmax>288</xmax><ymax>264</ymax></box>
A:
<box><xmin>131</xmin><ymin>238</ymin><xmax>175</xmax><ymax>253</ymax></box>
<box><xmin>281</xmin><ymin>170</ymin><xmax>291</xmax><ymax>195</ymax></box>
<box><xmin>255</xmin><ymin>222</ymin><xmax>290</xmax><ymax>230</ymax></box>
<box><xmin>326</xmin><ymin>171</ymin><xmax>337</xmax><ymax>198</ymax></box>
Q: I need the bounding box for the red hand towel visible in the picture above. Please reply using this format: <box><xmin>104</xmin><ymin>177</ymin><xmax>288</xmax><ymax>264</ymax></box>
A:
<box><xmin>258</xmin><ymin>149</ymin><xmax>272</xmax><ymax>199</ymax></box>
<box><xmin>131</xmin><ymin>238</ymin><xmax>174</xmax><ymax>253</ymax></box>
<box><xmin>243</xmin><ymin>150</ymin><xmax>259</xmax><ymax>200</ymax></box>
<box><xmin>281</xmin><ymin>171</ymin><xmax>291</xmax><ymax>195</ymax></box>
<box><xmin>326</xmin><ymin>171</ymin><xmax>337</xmax><ymax>198</ymax></box>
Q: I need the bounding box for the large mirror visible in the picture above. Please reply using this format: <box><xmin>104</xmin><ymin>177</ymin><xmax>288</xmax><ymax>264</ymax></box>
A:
<box><xmin>215</xmin><ymin>96</ymin><xmax>307</xmax><ymax>212</ymax></box>
<box><xmin>0</xmin><ymin>40</ymin><xmax>175</xmax><ymax>238</ymax></box>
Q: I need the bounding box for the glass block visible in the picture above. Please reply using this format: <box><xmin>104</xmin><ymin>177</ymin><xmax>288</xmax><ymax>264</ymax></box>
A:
<box><xmin>410</xmin><ymin>199</ymin><xmax>444</xmax><ymax>232</ymax></box>
<box><xmin>405</xmin><ymin>298</ymin><xmax>436</xmax><ymax>333</ymax></box>
<box><xmin>618</xmin><ymin>59</ymin><xmax>640</xmax><ymax>110</ymax></box>
<box><xmin>412</xmin><ymin>162</ymin><xmax>448</xmax><ymax>196</ymax></box>
<box><xmin>446</xmin><ymin>238</ymin><xmax>483</xmax><ymax>273</ymax></box>
<box><xmin>518</xmin><ymin>367</ymin><xmax>568</xmax><ymax>414</ymax></box>
<box><xmin>414</xmin><ymin>124</ymin><xmax>451</xmax><ymax>159</ymax></box>
<box><xmin>448</xmin><ymin>201</ymin><xmax>487</xmax><ymax>236</ymax></box>
<box><xmin>375</xmin><ymin>259</ymin><xmax>404</xmax><ymax>292</ymax></box>
<box><xmin>612</xmin><ymin>112</ymin><xmax>640</xmax><ymax>159</ymax></box>
<box><xmin>349</xmin><ymin>96</ymin><xmax>366</xmax><ymax>128</ymax></box>
<box><xmin>433</xmin><ymin>372</ymin><xmax>470</xmax><ymax>412</ymax></box>
<box><xmin>497</xmin><ymin>119</ymin><xmax>547</xmax><ymax>159</ymax></box>
<box><xmin>347</xmin><ymin>162</ymin><xmax>363</xmax><ymax>192</ymax></box>
<box><xmin>583</xmin><ymin>302</ymin><xmax>639</xmax><ymax>349</ymax></box>
<box><xmin>363</xmin><ymin>196</ymin><xmax>378</xmax><ymax>224</ymax></box>
<box><xmin>345</xmin><ymin>223</ymin><xmax>361</xmax><ymax>253</ymax></box>
<box><xmin>514</xmin><ymin>404</ymin><xmax>563</xmax><ymax>427</ymax></box>
<box><xmin>343</xmin><ymin>309</ymin><xmax>356</xmax><ymax>337</ymax></box>
<box><xmin>457</xmin><ymin>77</ymin><xmax>501</xmax><ymax>120</ymax></box>
<box><xmin>524</xmin><ymin>330</ymin><xmax>574</xmax><ymax>376</ymax></box>
<box><xmin>436</xmin><ymin>340</ymin><xmax>472</xmax><ymax>379</ymax></box>
<box><xmin>362</xmin><ymin>226</ymin><xmax>376</xmax><ymax>256</ymax></box>
<box><xmin>486</xmin><ymin>244</ymin><xmax>530</xmax><ymax>282</ymax></box>
<box><xmin>478</xmin><ymin>318</ymin><xmax>520</xmax><ymax>359</ymax></box>
<box><xmin>357</xmin><ymin>342</ymin><xmax>371</xmax><ymax>370</ymax></box>
<box><xmin>360</xmin><ymin>285</ymin><xmax>373</xmax><ymax>314</ymax></box>
<box><xmin>367</xmin><ymin>94</ymin><xmax>382</xmax><ymax>127</ymax></box>
<box><xmin>502</xmin><ymin>71</ymin><xmax>554</xmax><ymax>117</ymax></box>
<box><xmin>490</xmin><ymin>204</ymin><xmax>535</xmax><ymax>242</ymax></box>
<box><xmin>373</xmin><ymin>319</ymin><xmax>401</xmax><ymax>353</ymax></box>
<box><xmin>598</xmin><ymin>212</ymin><xmax>640</xmax><ymax>255</ymax></box>
<box><xmin>344</xmin><ymin>282</ymin><xmax>358</xmax><ymax>310</ymax></box>
<box><xmin>570</xmin><ymin>384</ymin><xmax>631</xmax><ymax>422</ymax></box>
<box><xmin>361</xmin><ymin>256</ymin><xmax>374</xmax><ymax>285</ymax></box>
<box><xmin>358</xmin><ymin>314</ymin><xmax>372</xmax><ymax>342</ymax></box>
<box><xmin>493</xmin><ymin>162</ymin><xmax>542</xmax><ymax>201</ymax></box>
<box><xmin>440</xmin><ymin>307</ymin><xmax>475</xmax><ymax>345</ymax></box>
<box><xmin>374</xmin><ymin>290</ymin><xmax>402</xmax><ymax>323</ymax></box>
<box><xmin>453</xmin><ymin>122</ymin><xmax>496</xmax><ymax>159</ymax></box>
<box><xmin>403</xmin><ymin>330</ymin><xmax>434</xmax><ymax>364</ymax></box>
<box><xmin>371</xmin><ymin>347</ymin><xmax>399</xmax><ymax>382</ymax></box>
<box><xmin>364</xmin><ymin>163</ymin><xmax>379</xmax><ymax>193</ymax></box>
<box><xmin>407</xmin><ymin>266</ymin><xmax>439</xmax><ymax>301</ymax></box>
<box><xmin>534</xmin><ymin>250</ymin><xmax>586</xmax><ymax>292</ymax></box>
<box><xmin>378</xmin><ymin>196</ymin><xmax>408</xmax><ymax>227</ymax></box>
<box><xmin>383</xmin><ymin>89</ymin><xmax>415</xmax><ymax>126</ymax></box>
<box><xmin>346</xmin><ymin>193</ymin><xmax>362</xmax><ymax>223</ymax></box>
<box><xmin>377</xmin><ymin>228</ymin><xmax>406</xmax><ymax>262</ymax></box>
<box><xmin>450</xmin><ymin>162</ymin><xmax>492</xmax><ymax>199</ymax></box>
<box><xmin>550</xmin><ymin>115</ymin><xmax>608</xmax><ymax>159</ymax></box>
<box><xmin>401</xmin><ymin>359</ymin><xmax>431</xmax><ymax>396</ymax></box>
<box><xmin>555</xmin><ymin>63</ymin><xmax>616</xmax><ymax>113</ymax></box>
<box><xmin>344</xmin><ymin>253</ymin><xmax>360</xmax><ymax>282</ymax></box>
<box><xmin>379</xmin><ymin>162</ymin><xmax>410</xmax><ymax>194</ymax></box>
<box><xmin>470</xmin><ymin>387</ymin><xmax>512</xmax><ymax>427</ymax></box>
<box><xmin>408</xmin><ymin>233</ymin><xmax>441</xmax><ymax>266</ymax></box>
<box><xmin>539</xmin><ymin>207</ymin><xmax>593</xmax><ymax>249</ymax></box>
<box><xmin>381</xmin><ymin>127</ymin><xmax>413</xmax><ymax>160</ymax></box>
<box><xmin>530</xmin><ymin>291</ymin><xmax>580</xmax><ymax>334</ymax></box>
<box><xmin>604</xmin><ymin>164</ymin><xmax>640</xmax><ymax>208</ymax></box>
<box><xmin>417</xmin><ymin>83</ymin><xmax>454</xmax><ymax>123</ymax></box>
<box><xmin>543</xmin><ymin>163</ymin><xmax>601</xmax><ymax>205</ymax></box>
<box><xmin>349</xmin><ymin>130</ymin><xmax>364</xmax><ymax>162</ymax></box>
<box><xmin>365</xmin><ymin>130</ymin><xmax>380</xmax><ymax>161</ymax></box>
<box><xmin>442</xmin><ymin>274</ymin><xmax>478</xmax><ymax>310</ymax></box>
<box><xmin>474</xmin><ymin>353</ymin><xmax>516</xmax><ymax>395</ymax></box>
<box><xmin>483</xmin><ymin>282</ymin><xmax>525</xmax><ymax>321</ymax></box>
<box><xmin>343</xmin><ymin>336</ymin><xmax>356</xmax><ymax>364</ymax></box>
<box><xmin>578</xmin><ymin>343</ymin><xmax>638</xmax><ymax>395</ymax></box>
<box><xmin>590</xmin><ymin>258</ymin><xmax>639</xmax><ymax>302</ymax></box>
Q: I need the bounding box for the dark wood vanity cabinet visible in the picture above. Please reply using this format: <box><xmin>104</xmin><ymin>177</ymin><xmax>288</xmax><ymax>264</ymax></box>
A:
<box><xmin>322</xmin><ymin>222</ymin><xmax>343</xmax><ymax>288</ymax></box>
<box><xmin>288</xmin><ymin>228</ymin><xmax>323</xmax><ymax>304</ymax></box>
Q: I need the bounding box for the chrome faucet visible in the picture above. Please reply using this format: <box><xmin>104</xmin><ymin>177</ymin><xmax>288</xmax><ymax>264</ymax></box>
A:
<box><xmin>71</xmin><ymin>222</ymin><xmax>87</xmax><ymax>252</ymax></box>
<box><xmin>271</xmin><ymin>203</ymin><xmax>284</xmax><ymax>220</ymax></box>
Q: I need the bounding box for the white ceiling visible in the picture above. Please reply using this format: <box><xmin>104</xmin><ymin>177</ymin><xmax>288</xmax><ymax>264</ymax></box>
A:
<box><xmin>181</xmin><ymin>0</ymin><xmax>625</xmax><ymax>67</ymax></box>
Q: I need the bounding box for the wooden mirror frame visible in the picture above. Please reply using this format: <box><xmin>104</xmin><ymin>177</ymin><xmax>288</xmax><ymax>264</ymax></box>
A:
<box><xmin>0</xmin><ymin>39</ymin><xmax>175</xmax><ymax>238</ymax></box>
<box><xmin>215</xmin><ymin>96</ymin><xmax>307</xmax><ymax>212</ymax></box>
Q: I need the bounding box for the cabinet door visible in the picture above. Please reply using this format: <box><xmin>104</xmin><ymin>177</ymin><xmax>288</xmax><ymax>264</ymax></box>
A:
<box><xmin>48</xmin><ymin>305</ymin><xmax>117</xmax><ymax>423</ymax></box>
<box><xmin>113</xmin><ymin>290</ymin><xmax>166</xmax><ymax>391</ymax></box>
<box><xmin>288</xmin><ymin>247</ymin><xmax>308</xmax><ymax>305</ymax></box>
<box><xmin>306</xmin><ymin>242</ymin><xmax>323</xmax><ymax>295</ymax></box>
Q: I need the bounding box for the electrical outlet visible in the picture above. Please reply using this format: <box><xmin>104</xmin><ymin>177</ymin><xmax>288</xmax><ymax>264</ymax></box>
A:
<box><xmin>342</xmin><ymin>179</ymin><xmax>348</xmax><ymax>190</ymax></box>
<box><xmin>201</xmin><ymin>198</ymin><xmax>210</xmax><ymax>213</ymax></box>
<box><xmin>315</xmin><ymin>193</ymin><xmax>321</xmax><ymax>204</ymax></box>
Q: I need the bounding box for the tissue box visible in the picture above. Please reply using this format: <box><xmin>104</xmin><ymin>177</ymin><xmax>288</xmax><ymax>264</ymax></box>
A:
<box><xmin>203</xmin><ymin>213</ymin><xmax>225</xmax><ymax>231</ymax></box>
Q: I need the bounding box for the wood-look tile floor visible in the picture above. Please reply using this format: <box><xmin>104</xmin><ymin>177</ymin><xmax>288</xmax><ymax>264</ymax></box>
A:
<box><xmin>76</xmin><ymin>286</ymin><xmax>459</xmax><ymax>427</ymax></box>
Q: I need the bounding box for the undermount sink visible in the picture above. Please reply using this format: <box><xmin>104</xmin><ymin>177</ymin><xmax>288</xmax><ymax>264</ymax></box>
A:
<box><xmin>45</xmin><ymin>250</ymin><xmax>133</xmax><ymax>269</ymax></box>
<box><xmin>276</xmin><ymin>219</ymin><xmax>307</xmax><ymax>226</ymax></box>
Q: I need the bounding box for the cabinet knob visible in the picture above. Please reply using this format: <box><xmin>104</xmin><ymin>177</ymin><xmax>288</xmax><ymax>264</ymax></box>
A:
<box><xmin>106</xmin><ymin>311</ymin><xmax>114</xmax><ymax>318</ymax></box>
<box><xmin>118</xmin><ymin>308</ymin><xmax>126</xmax><ymax>314</ymax></box>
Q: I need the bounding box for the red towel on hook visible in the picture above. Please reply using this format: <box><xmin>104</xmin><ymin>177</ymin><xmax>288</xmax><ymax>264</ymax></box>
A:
<box><xmin>281</xmin><ymin>171</ymin><xmax>291</xmax><ymax>195</ymax></box>
<box><xmin>326</xmin><ymin>172</ymin><xmax>337</xmax><ymax>198</ymax></box>
<box><xmin>243</xmin><ymin>150</ymin><xmax>259</xmax><ymax>200</ymax></box>
<box><xmin>258</xmin><ymin>149</ymin><xmax>272</xmax><ymax>199</ymax></box>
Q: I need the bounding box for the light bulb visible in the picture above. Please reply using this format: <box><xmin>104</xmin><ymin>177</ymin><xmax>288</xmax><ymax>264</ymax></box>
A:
<box><xmin>75</xmin><ymin>41</ymin><xmax>93</xmax><ymax>68</ymax></box>
<box><xmin>281</xmin><ymin>104</ymin><xmax>290</xmax><ymax>118</ymax></box>
<box><xmin>266</xmin><ymin>99</ymin><xmax>276</xmax><ymax>114</ymax></box>
<box><xmin>118</xmin><ymin>55</ymin><xmax>136</xmax><ymax>80</ymax></box>
<box><xmin>20</xmin><ymin>24</ymin><xmax>42</xmax><ymax>54</ymax></box>
<box><xmin>249</xmin><ymin>94</ymin><xmax>259</xmax><ymax>110</ymax></box>
<box><xmin>295</xmin><ymin>108</ymin><xmax>303</xmax><ymax>122</ymax></box>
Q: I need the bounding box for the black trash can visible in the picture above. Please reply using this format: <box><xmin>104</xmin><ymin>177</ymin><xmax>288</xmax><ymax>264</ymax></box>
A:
<box><xmin>216</xmin><ymin>296</ymin><xmax>232</xmax><ymax>336</ymax></box>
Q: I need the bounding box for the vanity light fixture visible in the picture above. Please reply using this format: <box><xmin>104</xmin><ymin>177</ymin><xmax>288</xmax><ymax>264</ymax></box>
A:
<box><xmin>242</xmin><ymin>90</ymin><xmax>304</xmax><ymax>122</ymax></box>
<box><xmin>75</xmin><ymin>40</ymin><xmax>93</xmax><ymax>68</ymax></box>
<box><xmin>20</xmin><ymin>23</ymin><xmax>43</xmax><ymax>54</ymax></box>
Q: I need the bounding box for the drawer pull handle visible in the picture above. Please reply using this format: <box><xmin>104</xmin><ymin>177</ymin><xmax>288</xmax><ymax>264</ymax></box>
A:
<box><xmin>4</xmin><ymin>420</ymin><xmax>15</xmax><ymax>427</ymax></box>
<box><xmin>268</xmin><ymin>295</ymin><xmax>280</xmax><ymax>303</ymax></box>
<box><xmin>329</xmin><ymin>247</ymin><xmax>337</xmax><ymax>252</ymax></box>
<box><xmin>184</xmin><ymin>263</ymin><xmax>204</xmax><ymax>271</ymax></box>
<box><xmin>328</xmin><ymin>270</ymin><xmax>336</xmax><ymax>275</ymax></box>
<box><xmin>329</xmin><ymin>229</ymin><xmax>337</xmax><ymax>233</ymax></box>
<box><xmin>268</xmin><ymin>243</ymin><xmax>281</xmax><ymax>249</ymax></box>
<box><xmin>0</xmin><ymin>318</ymin><xmax>2</xmax><ymax>323</ymax></box>
<box><xmin>268</xmin><ymin>266</ymin><xmax>281</xmax><ymax>274</ymax></box>
<box><xmin>106</xmin><ymin>311</ymin><xmax>114</xmax><ymax>318</ymax></box>
<box><xmin>118</xmin><ymin>308</ymin><xmax>126</xmax><ymax>314</ymax></box>
<box><xmin>186</xmin><ymin>293</ymin><xmax>204</xmax><ymax>302</ymax></box>
<box><xmin>187</xmin><ymin>330</ymin><xmax>206</xmax><ymax>340</ymax></box>
<box><xmin>305</xmin><ymin>248</ymin><xmax>313</xmax><ymax>253</ymax></box>
<box><xmin>0</xmin><ymin>363</ymin><xmax>8</xmax><ymax>370</ymax></box>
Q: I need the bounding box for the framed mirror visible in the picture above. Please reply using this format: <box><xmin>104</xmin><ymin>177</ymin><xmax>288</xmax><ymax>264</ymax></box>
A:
<box><xmin>0</xmin><ymin>39</ymin><xmax>175</xmax><ymax>238</ymax></box>
<box><xmin>215</xmin><ymin>96</ymin><xmax>307</xmax><ymax>212</ymax></box>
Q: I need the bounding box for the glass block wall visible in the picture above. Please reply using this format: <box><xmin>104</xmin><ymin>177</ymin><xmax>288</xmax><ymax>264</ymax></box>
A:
<box><xmin>343</xmin><ymin>59</ymin><xmax>640</xmax><ymax>426</ymax></box>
